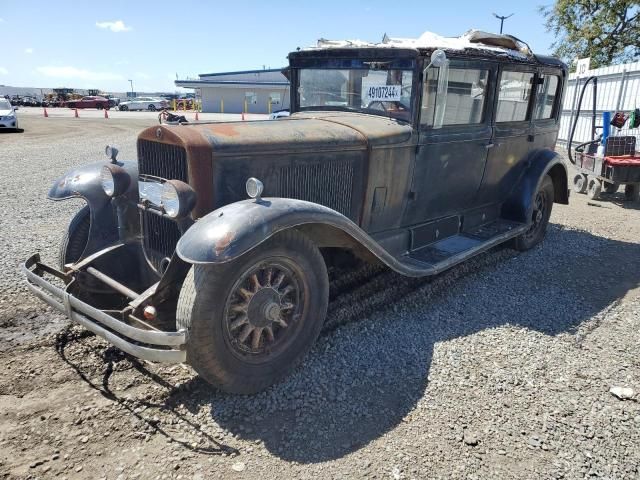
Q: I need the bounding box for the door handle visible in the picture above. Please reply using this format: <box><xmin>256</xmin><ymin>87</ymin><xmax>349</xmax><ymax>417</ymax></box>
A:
<box><xmin>484</xmin><ymin>142</ymin><xmax>495</xmax><ymax>149</ymax></box>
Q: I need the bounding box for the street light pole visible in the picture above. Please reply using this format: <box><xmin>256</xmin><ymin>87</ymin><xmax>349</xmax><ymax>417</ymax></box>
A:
<box><xmin>128</xmin><ymin>79</ymin><xmax>134</xmax><ymax>97</ymax></box>
<box><xmin>492</xmin><ymin>12</ymin><xmax>514</xmax><ymax>34</ymax></box>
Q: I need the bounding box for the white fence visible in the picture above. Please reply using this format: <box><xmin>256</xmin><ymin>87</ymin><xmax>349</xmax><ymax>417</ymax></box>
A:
<box><xmin>557</xmin><ymin>60</ymin><xmax>640</xmax><ymax>147</ymax></box>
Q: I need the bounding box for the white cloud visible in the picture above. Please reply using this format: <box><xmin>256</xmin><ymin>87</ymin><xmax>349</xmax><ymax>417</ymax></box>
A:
<box><xmin>95</xmin><ymin>20</ymin><xmax>132</xmax><ymax>32</ymax></box>
<box><xmin>0</xmin><ymin>67</ymin><xmax>7</xmax><ymax>75</ymax></box>
<box><xmin>36</xmin><ymin>66</ymin><xmax>123</xmax><ymax>81</ymax></box>
<box><xmin>25</xmin><ymin>48</ymin><xmax>34</xmax><ymax>54</ymax></box>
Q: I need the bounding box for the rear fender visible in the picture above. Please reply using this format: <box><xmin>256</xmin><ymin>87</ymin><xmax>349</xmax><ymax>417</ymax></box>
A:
<box><xmin>176</xmin><ymin>198</ymin><xmax>427</xmax><ymax>276</ymax></box>
<box><xmin>501</xmin><ymin>149</ymin><xmax>569</xmax><ymax>224</ymax></box>
<box><xmin>48</xmin><ymin>160</ymin><xmax>138</xmax><ymax>257</ymax></box>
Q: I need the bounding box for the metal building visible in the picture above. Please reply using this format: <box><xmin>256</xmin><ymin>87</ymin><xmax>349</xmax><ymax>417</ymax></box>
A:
<box><xmin>175</xmin><ymin>68</ymin><xmax>290</xmax><ymax>114</ymax></box>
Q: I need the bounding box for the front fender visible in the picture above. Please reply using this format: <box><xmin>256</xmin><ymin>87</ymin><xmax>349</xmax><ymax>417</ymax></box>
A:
<box><xmin>502</xmin><ymin>149</ymin><xmax>568</xmax><ymax>224</ymax></box>
<box><xmin>48</xmin><ymin>160</ymin><xmax>138</xmax><ymax>257</ymax></box>
<box><xmin>176</xmin><ymin>198</ymin><xmax>358</xmax><ymax>264</ymax></box>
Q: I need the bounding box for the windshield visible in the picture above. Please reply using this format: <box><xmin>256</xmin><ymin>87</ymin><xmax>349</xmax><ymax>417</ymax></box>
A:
<box><xmin>0</xmin><ymin>99</ymin><xmax>11</xmax><ymax>109</ymax></box>
<box><xmin>297</xmin><ymin>65</ymin><xmax>414</xmax><ymax>122</ymax></box>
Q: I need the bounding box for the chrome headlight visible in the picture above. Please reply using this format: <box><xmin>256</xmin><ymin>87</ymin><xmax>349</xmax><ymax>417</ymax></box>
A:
<box><xmin>100</xmin><ymin>164</ymin><xmax>130</xmax><ymax>197</ymax></box>
<box><xmin>161</xmin><ymin>180</ymin><xmax>196</xmax><ymax>218</ymax></box>
<box><xmin>246</xmin><ymin>177</ymin><xmax>264</xmax><ymax>200</ymax></box>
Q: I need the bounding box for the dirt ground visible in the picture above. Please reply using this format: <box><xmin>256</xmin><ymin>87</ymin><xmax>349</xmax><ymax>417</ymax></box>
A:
<box><xmin>0</xmin><ymin>116</ymin><xmax>639</xmax><ymax>479</ymax></box>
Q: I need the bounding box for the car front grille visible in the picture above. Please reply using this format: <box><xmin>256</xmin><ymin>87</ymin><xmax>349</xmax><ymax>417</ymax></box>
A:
<box><xmin>141</xmin><ymin>211</ymin><xmax>182</xmax><ymax>271</ymax></box>
<box><xmin>278</xmin><ymin>161</ymin><xmax>354</xmax><ymax>217</ymax></box>
<box><xmin>137</xmin><ymin>139</ymin><xmax>188</xmax><ymax>271</ymax></box>
<box><xmin>137</xmin><ymin>139</ymin><xmax>188</xmax><ymax>182</ymax></box>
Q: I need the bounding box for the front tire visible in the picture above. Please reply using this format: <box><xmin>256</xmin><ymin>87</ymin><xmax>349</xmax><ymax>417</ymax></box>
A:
<box><xmin>119</xmin><ymin>105</ymin><xmax>128</xmax><ymax>111</ymax></box>
<box><xmin>148</xmin><ymin>104</ymin><xmax>156</xmax><ymax>111</ymax></box>
<box><xmin>58</xmin><ymin>205</ymin><xmax>91</xmax><ymax>269</ymax></box>
<box><xmin>177</xmin><ymin>230</ymin><xmax>329</xmax><ymax>394</ymax></box>
<box><xmin>512</xmin><ymin>175</ymin><xmax>554</xmax><ymax>251</ymax></box>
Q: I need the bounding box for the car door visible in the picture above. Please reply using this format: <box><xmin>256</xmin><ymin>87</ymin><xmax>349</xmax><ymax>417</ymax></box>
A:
<box><xmin>475</xmin><ymin>66</ymin><xmax>536</xmax><ymax>205</ymax></box>
<box><xmin>403</xmin><ymin>58</ymin><xmax>495</xmax><ymax>225</ymax></box>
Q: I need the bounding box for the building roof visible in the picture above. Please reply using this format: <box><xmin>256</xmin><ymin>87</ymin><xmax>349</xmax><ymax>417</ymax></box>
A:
<box><xmin>197</xmin><ymin>68</ymin><xmax>285</xmax><ymax>78</ymax></box>
<box><xmin>175</xmin><ymin>79</ymin><xmax>289</xmax><ymax>89</ymax></box>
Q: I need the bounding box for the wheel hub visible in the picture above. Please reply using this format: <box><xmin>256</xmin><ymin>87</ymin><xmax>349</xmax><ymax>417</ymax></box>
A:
<box><xmin>247</xmin><ymin>288</ymin><xmax>281</xmax><ymax>328</ymax></box>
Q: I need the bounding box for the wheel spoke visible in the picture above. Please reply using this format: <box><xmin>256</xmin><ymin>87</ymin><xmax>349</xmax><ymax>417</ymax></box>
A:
<box><xmin>279</xmin><ymin>285</ymin><xmax>295</xmax><ymax>297</ymax></box>
<box><xmin>238</xmin><ymin>287</ymin><xmax>253</xmax><ymax>300</ymax></box>
<box><xmin>250</xmin><ymin>273</ymin><xmax>261</xmax><ymax>292</ymax></box>
<box><xmin>230</xmin><ymin>304</ymin><xmax>247</xmax><ymax>314</ymax></box>
<box><xmin>238</xmin><ymin>324</ymin><xmax>253</xmax><ymax>343</ymax></box>
<box><xmin>251</xmin><ymin>328</ymin><xmax>263</xmax><ymax>350</ymax></box>
<box><xmin>265</xmin><ymin>326</ymin><xmax>275</xmax><ymax>342</ymax></box>
<box><xmin>271</xmin><ymin>272</ymin><xmax>285</xmax><ymax>289</ymax></box>
<box><xmin>229</xmin><ymin>314</ymin><xmax>248</xmax><ymax>330</ymax></box>
<box><xmin>275</xmin><ymin>316</ymin><xmax>288</xmax><ymax>328</ymax></box>
<box><xmin>280</xmin><ymin>301</ymin><xmax>294</xmax><ymax>311</ymax></box>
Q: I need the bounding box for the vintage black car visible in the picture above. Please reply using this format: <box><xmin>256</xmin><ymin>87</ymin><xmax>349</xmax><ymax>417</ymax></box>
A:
<box><xmin>24</xmin><ymin>31</ymin><xmax>569</xmax><ymax>393</ymax></box>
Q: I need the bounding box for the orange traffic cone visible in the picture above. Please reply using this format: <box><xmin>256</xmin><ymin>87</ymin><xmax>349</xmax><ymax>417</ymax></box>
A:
<box><xmin>104</xmin><ymin>108</ymin><xmax>109</xmax><ymax>119</ymax></box>
<box><xmin>43</xmin><ymin>107</ymin><xmax>48</xmax><ymax>118</ymax></box>
<box><xmin>74</xmin><ymin>108</ymin><xmax>79</xmax><ymax>118</ymax></box>
<box><xmin>195</xmin><ymin>111</ymin><xmax>199</xmax><ymax>121</ymax></box>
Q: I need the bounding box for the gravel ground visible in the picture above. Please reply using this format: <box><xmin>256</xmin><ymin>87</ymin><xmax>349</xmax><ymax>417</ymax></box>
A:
<box><xmin>0</xmin><ymin>116</ymin><xmax>639</xmax><ymax>479</ymax></box>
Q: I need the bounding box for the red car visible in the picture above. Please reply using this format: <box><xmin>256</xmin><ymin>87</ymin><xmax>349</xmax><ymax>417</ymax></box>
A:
<box><xmin>66</xmin><ymin>96</ymin><xmax>110</xmax><ymax>109</ymax></box>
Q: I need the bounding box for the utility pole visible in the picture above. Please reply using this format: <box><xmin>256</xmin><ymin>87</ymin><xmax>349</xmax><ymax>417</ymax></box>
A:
<box><xmin>128</xmin><ymin>79</ymin><xmax>134</xmax><ymax>96</ymax></box>
<box><xmin>492</xmin><ymin>12</ymin><xmax>514</xmax><ymax>34</ymax></box>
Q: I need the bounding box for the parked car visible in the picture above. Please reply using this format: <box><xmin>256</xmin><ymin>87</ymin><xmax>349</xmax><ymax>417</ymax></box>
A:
<box><xmin>66</xmin><ymin>96</ymin><xmax>111</xmax><ymax>109</ymax></box>
<box><xmin>23</xmin><ymin>30</ymin><xmax>569</xmax><ymax>394</ymax></box>
<box><xmin>0</xmin><ymin>98</ymin><xmax>19</xmax><ymax>130</ymax></box>
<box><xmin>269</xmin><ymin>109</ymin><xmax>290</xmax><ymax>119</ymax></box>
<box><xmin>119</xmin><ymin>97</ymin><xmax>169</xmax><ymax>111</ymax></box>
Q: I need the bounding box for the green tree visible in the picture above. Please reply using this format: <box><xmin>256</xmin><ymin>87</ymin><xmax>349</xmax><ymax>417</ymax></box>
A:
<box><xmin>540</xmin><ymin>0</ymin><xmax>640</xmax><ymax>69</ymax></box>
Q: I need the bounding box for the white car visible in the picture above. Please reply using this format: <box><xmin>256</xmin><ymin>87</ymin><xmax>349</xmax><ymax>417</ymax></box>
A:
<box><xmin>0</xmin><ymin>98</ymin><xmax>19</xmax><ymax>130</ymax></box>
<box><xmin>269</xmin><ymin>109</ymin><xmax>290</xmax><ymax>120</ymax></box>
<box><xmin>118</xmin><ymin>97</ymin><xmax>169</xmax><ymax>111</ymax></box>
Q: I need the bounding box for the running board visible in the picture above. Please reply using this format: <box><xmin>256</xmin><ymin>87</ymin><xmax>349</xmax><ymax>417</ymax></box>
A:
<box><xmin>397</xmin><ymin>219</ymin><xmax>528</xmax><ymax>276</ymax></box>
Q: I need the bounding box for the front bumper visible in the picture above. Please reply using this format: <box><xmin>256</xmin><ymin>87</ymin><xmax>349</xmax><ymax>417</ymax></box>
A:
<box><xmin>22</xmin><ymin>253</ymin><xmax>186</xmax><ymax>363</ymax></box>
<box><xmin>0</xmin><ymin>116</ymin><xmax>17</xmax><ymax>128</ymax></box>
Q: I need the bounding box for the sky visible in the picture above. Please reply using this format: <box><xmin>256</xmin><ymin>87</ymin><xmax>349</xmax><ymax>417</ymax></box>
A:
<box><xmin>0</xmin><ymin>0</ymin><xmax>557</xmax><ymax>93</ymax></box>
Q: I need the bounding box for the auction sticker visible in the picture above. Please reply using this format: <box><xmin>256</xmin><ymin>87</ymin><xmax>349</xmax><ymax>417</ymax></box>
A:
<box><xmin>364</xmin><ymin>84</ymin><xmax>401</xmax><ymax>102</ymax></box>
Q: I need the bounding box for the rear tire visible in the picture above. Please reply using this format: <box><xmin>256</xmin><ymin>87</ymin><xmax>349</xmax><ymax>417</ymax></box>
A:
<box><xmin>148</xmin><ymin>104</ymin><xmax>156</xmax><ymax>111</ymax></box>
<box><xmin>512</xmin><ymin>175</ymin><xmax>554</xmax><ymax>251</ymax></box>
<box><xmin>624</xmin><ymin>184</ymin><xmax>640</xmax><ymax>202</ymax></box>
<box><xmin>58</xmin><ymin>205</ymin><xmax>91</xmax><ymax>269</ymax></box>
<box><xmin>177</xmin><ymin>229</ymin><xmax>329</xmax><ymax>394</ymax></box>
<box><xmin>587</xmin><ymin>178</ymin><xmax>602</xmax><ymax>200</ymax></box>
<box><xmin>572</xmin><ymin>173</ymin><xmax>588</xmax><ymax>194</ymax></box>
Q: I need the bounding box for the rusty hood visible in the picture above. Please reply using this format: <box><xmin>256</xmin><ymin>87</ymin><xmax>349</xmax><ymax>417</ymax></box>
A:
<box><xmin>138</xmin><ymin>112</ymin><xmax>413</xmax><ymax>158</ymax></box>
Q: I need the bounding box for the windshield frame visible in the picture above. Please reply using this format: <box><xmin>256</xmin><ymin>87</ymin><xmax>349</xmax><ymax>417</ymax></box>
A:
<box><xmin>290</xmin><ymin>53</ymin><xmax>419</xmax><ymax>125</ymax></box>
<box><xmin>0</xmin><ymin>99</ymin><xmax>12</xmax><ymax>110</ymax></box>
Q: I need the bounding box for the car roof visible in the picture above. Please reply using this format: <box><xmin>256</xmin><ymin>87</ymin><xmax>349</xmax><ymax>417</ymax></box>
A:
<box><xmin>290</xmin><ymin>29</ymin><xmax>566</xmax><ymax>70</ymax></box>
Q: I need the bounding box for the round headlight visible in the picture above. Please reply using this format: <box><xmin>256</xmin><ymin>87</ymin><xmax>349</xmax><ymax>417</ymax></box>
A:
<box><xmin>161</xmin><ymin>180</ymin><xmax>196</xmax><ymax>218</ymax></box>
<box><xmin>246</xmin><ymin>177</ymin><xmax>264</xmax><ymax>199</ymax></box>
<box><xmin>100</xmin><ymin>164</ymin><xmax>130</xmax><ymax>197</ymax></box>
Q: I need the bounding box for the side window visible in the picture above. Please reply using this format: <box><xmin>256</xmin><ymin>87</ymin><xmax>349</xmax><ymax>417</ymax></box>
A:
<box><xmin>421</xmin><ymin>67</ymin><xmax>489</xmax><ymax>127</ymax></box>
<box><xmin>496</xmin><ymin>70</ymin><xmax>534</xmax><ymax>122</ymax></box>
<box><xmin>534</xmin><ymin>75</ymin><xmax>560</xmax><ymax>120</ymax></box>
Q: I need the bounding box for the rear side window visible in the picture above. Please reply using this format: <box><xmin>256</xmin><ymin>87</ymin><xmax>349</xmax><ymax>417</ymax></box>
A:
<box><xmin>496</xmin><ymin>71</ymin><xmax>534</xmax><ymax>122</ymax></box>
<box><xmin>534</xmin><ymin>75</ymin><xmax>560</xmax><ymax>119</ymax></box>
<box><xmin>421</xmin><ymin>67</ymin><xmax>489</xmax><ymax>127</ymax></box>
